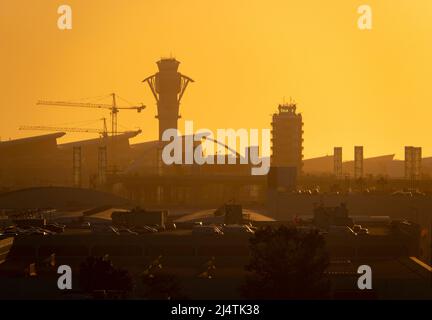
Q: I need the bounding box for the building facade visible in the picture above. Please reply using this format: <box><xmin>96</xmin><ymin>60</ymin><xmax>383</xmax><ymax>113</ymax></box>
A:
<box><xmin>270</xmin><ymin>103</ymin><xmax>304</xmax><ymax>174</ymax></box>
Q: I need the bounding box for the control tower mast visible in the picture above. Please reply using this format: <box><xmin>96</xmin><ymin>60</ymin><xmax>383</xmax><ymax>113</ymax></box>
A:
<box><xmin>143</xmin><ymin>58</ymin><xmax>194</xmax><ymax>140</ymax></box>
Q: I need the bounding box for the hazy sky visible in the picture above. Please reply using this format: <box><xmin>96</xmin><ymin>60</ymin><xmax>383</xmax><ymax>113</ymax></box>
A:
<box><xmin>1</xmin><ymin>0</ymin><xmax>431</xmax><ymax>159</ymax></box>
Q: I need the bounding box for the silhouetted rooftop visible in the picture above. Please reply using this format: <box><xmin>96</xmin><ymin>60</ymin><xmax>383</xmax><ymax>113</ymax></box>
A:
<box><xmin>0</xmin><ymin>133</ymin><xmax>65</xmax><ymax>149</ymax></box>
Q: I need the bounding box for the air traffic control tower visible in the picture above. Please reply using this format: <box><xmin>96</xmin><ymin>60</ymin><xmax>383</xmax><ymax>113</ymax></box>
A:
<box><xmin>143</xmin><ymin>58</ymin><xmax>194</xmax><ymax>140</ymax></box>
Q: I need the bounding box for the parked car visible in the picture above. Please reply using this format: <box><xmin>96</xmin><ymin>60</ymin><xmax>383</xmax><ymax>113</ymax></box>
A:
<box><xmin>148</xmin><ymin>224</ymin><xmax>165</xmax><ymax>232</ymax></box>
<box><xmin>28</xmin><ymin>229</ymin><xmax>50</xmax><ymax>236</ymax></box>
<box><xmin>44</xmin><ymin>223</ymin><xmax>65</xmax><ymax>233</ymax></box>
<box><xmin>2</xmin><ymin>229</ymin><xmax>18</xmax><ymax>236</ymax></box>
<box><xmin>80</xmin><ymin>222</ymin><xmax>91</xmax><ymax>229</ymax></box>
<box><xmin>117</xmin><ymin>228</ymin><xmax>139</xmax><ymax>235</ymax></box>
<box><xmin>328</xmin><ymin>226</ymin><xmax>357</xmax><ymax>237</ymax></box>
<box><xmin>192</xmin><ymin>225</ymin><xmax>224</xmax><ymax>236</ymax></box>
<box><xmin>132</xmin><ymin>225</ymin><xmax>159</xmax><ymax>234</ymax></box>
<box><xmin>3</xmin><ymin>226</ymin><xmax>26</xmax><ymax>236</ymax></box>
<box><xmin>357</xmin><ymin>227</ymin><xmax>369</xmax><ymax>235</ymax></box>
<box><xmin>352</xmin><ymin>224</ymin><xmax>369</xmax><ymax>235</ymax></box>
<box><xmin>352</xmin><ymin>224</ymin><xmax>362</xmax><ymax>234</ymax></box>
<box><xmin>92</xmin><ymin>225</ymin><xmax>120</xmax><ymax>235</ymax></box>
<box><xmin>3</xmin><ymin>227</ymin><xmax>19</xmax><ymax>237</ymax></box>
<box><xmin>165</xmin><ymin>222</ymin><xmax>177</xmax><ymax>231</ymax></box>
<box><xmin>223</xmin><ymin>224</ymin><xmax>255</xmax><ymax>235</ymax></box>
<box><xmin>67</xmin><ymin>221</ymin><xmax>91</xmax><ymax>229</ymax></box>
<box><xmin>16</xmin><ymin>226</ymin><xmax>51</xmax><ymax>236</ymax></box>
<box><xmin>176</xmin><ymin>221</ymin><xmax>203</xmax><ymax>230</ymax></box>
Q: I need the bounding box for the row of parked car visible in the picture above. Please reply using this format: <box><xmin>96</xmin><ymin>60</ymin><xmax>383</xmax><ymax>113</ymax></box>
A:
<box><xmin>188</xmin><ymin>223</ymin><xmax>369</xmax><ymax>237</ymax></box>
<box><xmin>91</xmin><ymin>224</ymin><xmax>160</xmax><ymax>235</ymax></box>
<box><xmin>88</xmin><ymin>222</ymin><xmax>257</xmax><ymax>236</ymax></box>
<box><xmin>327</xmin><ymin>225</ymin><xmax>369</xmax><ymax>237</ymax></box>
<box><xmin>191</xmin><ymin>224</ymin><xmax>256</xmax><ymax>236</ymax></box>
<box><xmin>296</xmin><ymin>224</ymin><xmax>369</xmax><ymax>237</ymax></box>
<box><xmin>0</xmin><ymin>222</ymin><xmax>65</xmax><ymax>237</ymax></box>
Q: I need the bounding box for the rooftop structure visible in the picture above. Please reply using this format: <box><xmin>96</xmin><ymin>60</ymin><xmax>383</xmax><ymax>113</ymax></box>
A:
<box><xmin>143</xmin><ymin>58</ymin><xmax>194</xmax><ymax>140</ymax></box>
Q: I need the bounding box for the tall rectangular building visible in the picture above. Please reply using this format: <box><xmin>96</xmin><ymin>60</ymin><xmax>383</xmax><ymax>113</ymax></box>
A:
<box><xmin>405</xmin><ymin>146</ymin><xmax>422</xmax><ymax>181</ymax></box>
<box><xmin>354</xmin><ymin>146</ymin><xmax>363</xmax><ymax>179</ymax></box>
<box><xmin>413</xmin><ymin>147</ymin><xmax>422</xmax><ymax>180</ymax></box>
<box><xmin>334</xmin><ymin>147</ymin><xmax>343</xmax><ymax>179</ymax></box>
<box><xmin>405</xmin><ymin>146</ymin><xmax>414</xmax><ymax>180</ymax></box>
<box><xmin>270</xmin><ymin>103</ymin><xmax>304</xmax><ymax>175</ymax></box>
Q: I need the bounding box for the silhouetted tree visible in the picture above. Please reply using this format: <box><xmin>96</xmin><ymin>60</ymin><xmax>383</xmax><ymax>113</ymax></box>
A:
<box><xmin>79</xmin><ymin>256</ymin><xmax>133</xmax><ymax>294</ymax></box>
<box><xmin>376</xmin><ymin>176</ymin><xmax>388</xmax><ymax>191</ymax></box>
<box><xmin>355</xmin><ymin>177</ymin><xmax>366</xmax><ymax>191</ymax></box>
<box><xmin>241</xmin><ymin>225</ymin><xmax>330</xmax><ymax>299</ymax></box>
<box><xmin>141</xmin><ymin>273</ymin><xmax>187</xmax><ymax>300</ymax></box>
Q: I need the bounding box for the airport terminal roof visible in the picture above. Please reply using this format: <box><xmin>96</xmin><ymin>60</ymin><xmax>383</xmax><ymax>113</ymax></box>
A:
<box><xmin>59</xmin><ymin>131</ymin><xmax>141</xmax><ymax>148</ymax></box>
<box><xmin>174</xmin><ymin>208</ymin><xmax>275</xmax><ymax>224</ymax></box>
<box><xmin>0</xmin><ymin>133</ymin><xmax>65</xmax><ymax>149</ymax></box>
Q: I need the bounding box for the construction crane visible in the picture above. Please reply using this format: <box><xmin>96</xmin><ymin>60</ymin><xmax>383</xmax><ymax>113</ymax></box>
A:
<box><xmin>19</xmin><ymin>125</ymin><xmax>141</xmax><ymax>137</ymax></box>
<box><xmin>19</xmin><ymin>118</ymin><xmax>142</xmax><ymax>138</ymax></box>
<box><xmin>37</xmin><ymin>93</ymin><xmax>145</xmax><ymax>136</ymax></box>
<box><xmin>20</xmin><ymin>125</ymin><xmax>105</xmax><ymax>136</ymax></box>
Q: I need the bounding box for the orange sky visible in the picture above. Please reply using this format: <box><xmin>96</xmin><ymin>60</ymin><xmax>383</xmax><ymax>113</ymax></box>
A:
<box><xmin>1</xmin><ymin>0</ymin><xmax>431</xmax><ymax>160</ymax></box>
